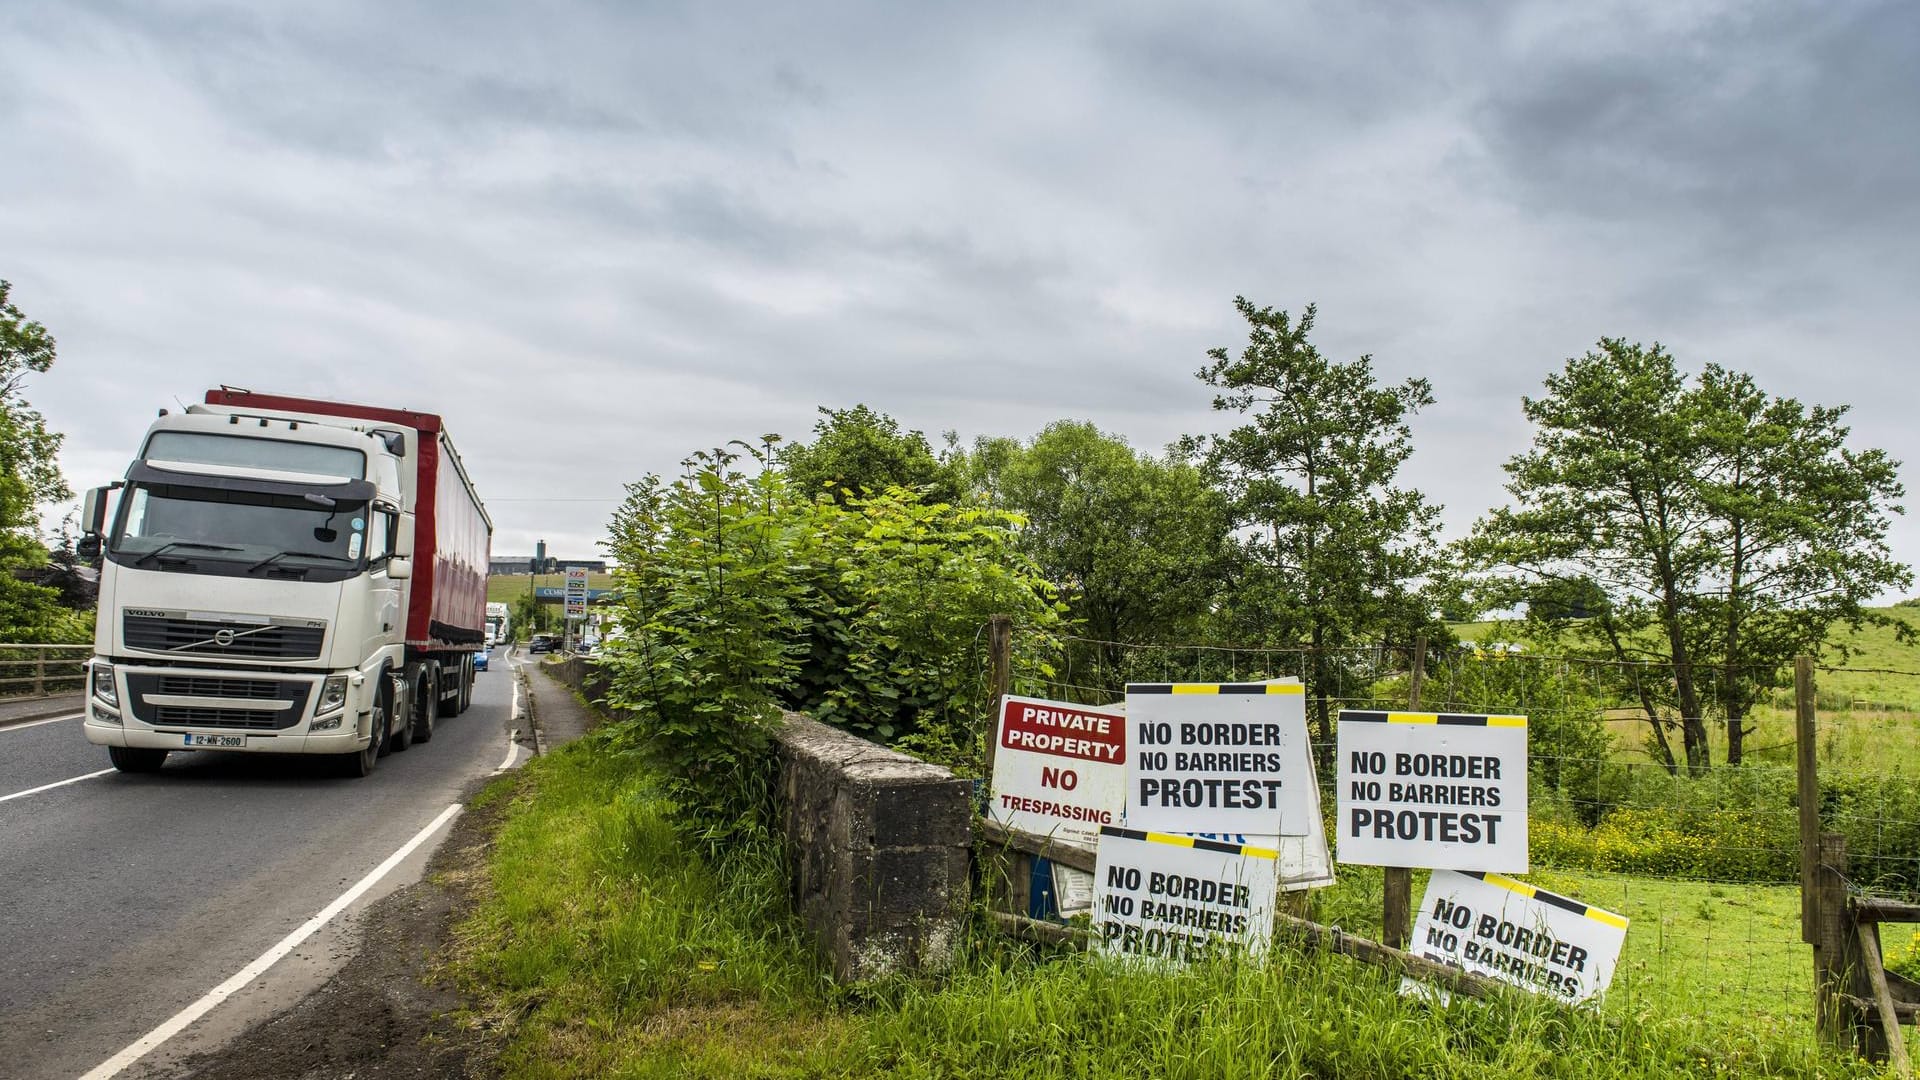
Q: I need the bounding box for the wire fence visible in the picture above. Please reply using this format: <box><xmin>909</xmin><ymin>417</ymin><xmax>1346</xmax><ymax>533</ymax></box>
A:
<box><xmin>1007</xmin><ymin>629</ymin><xmax>1920</xmax><ymax>1042</ymax></box>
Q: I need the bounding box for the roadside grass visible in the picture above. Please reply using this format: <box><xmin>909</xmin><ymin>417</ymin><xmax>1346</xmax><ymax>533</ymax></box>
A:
<box><xmin>451</xmin><ymin>739</ymin><xmax>1881</xmax><ymax>1080</ymax></box>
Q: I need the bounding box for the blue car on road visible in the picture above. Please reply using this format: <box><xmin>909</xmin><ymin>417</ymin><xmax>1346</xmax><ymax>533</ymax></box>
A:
<box><xmin>473</xmin><ymin>648</ymin><xmax>490</xmax><ymax>672</ymax></box>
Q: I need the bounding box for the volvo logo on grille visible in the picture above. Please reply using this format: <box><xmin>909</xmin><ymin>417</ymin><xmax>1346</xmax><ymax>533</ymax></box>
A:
<box><xmin>213</xmin><ymin>629</ymin><xmax>238</xmax><ymax>647</ymax></box>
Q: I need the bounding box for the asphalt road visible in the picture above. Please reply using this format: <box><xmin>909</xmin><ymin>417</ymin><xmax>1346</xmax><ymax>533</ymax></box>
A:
<box><xmin>0</xmin><ymin>651</ymin><xmax>525</xmax><ymax>1080</ymax></box>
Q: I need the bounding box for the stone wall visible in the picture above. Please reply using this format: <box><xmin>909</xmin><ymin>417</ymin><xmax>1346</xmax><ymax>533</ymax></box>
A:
<box><xmin>773</xmin><ymin>713</ymin><xmax>972</xmax><ymax>981</ymax></box>
<box><xmin>541</xmin><ymin>657</ymin><xmax>973</xmax><ymax>983</ymax></box>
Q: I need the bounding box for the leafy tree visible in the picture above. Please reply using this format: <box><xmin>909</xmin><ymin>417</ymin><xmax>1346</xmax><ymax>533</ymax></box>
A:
<box><xmin>781</xmin><ymin>404</ymin><xmax>961</xmax><ymax>505</ymax></box>
<box><xmin>1</xmin><ymin>280</ymin><xmax>78</xmax><ymax>643</ymax></box>
<box><xmin>1193</xmin><ymin>298</ymin><xmax>1444</xmax><ymax>740</ymax></box>
<box><xmin>966</xmin><ymin>421</ymin><xmax>1229</xmax><ymax>670</ymax></box>
<box><xmin>1466</xmin><ymin>340</ymin><xmax>1909</xmax><ymax>774</ymax></box>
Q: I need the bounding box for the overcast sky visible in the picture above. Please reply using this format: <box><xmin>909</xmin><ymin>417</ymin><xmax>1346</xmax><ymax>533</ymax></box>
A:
<box><xmin>4</xmin><ymin>1</ymin><xmax>1917</xmax><ymax>597</ymax></box>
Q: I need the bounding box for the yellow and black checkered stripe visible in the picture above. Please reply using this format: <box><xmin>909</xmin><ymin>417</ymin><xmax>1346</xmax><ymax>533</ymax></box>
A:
<box><xmin>1128</xmin><ymin>683</ymin><xmax>1305</xmax><ymax>696</ymax></box>
<box><xmin>1462</xmin><ymin>871</ymin><xmax>1629</xmax><ymax>929</ymax></box>
<box><xmin>1100</xmin><ymin>825</ymin><xmax>1279</xmax><ymax>860</ymax></box>
<box><xmin>1340</xmin><ymin>710</ymin><xmax>1526</xmax><ymax>728</ymax></box>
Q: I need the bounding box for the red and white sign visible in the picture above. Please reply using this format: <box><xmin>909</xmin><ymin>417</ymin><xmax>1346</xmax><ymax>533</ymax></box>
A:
<box><xmin>989</xmin><ymin>694</ymin><xmax>1128</xmax><ymax>846</ymax></box>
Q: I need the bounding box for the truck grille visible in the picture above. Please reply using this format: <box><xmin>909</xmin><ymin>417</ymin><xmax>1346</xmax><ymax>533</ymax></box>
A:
<box><xmin>153</xmin><ymin>705</ymin><xmax>282</xmax><ymax>730</ymax></box>
<box><xmin>157</xmin><ymin>676</ymin><xmax>281</xmax><ymax>699</ymax></box>
<box><xmin>123</xmin><ymin>614</ymin><xmax>325</xmax><ymax>660</ymax></box>
<box><xmin>125</xmin><ymin>672</ymin><xmax>312</xmax><ymax>730</ymax></box>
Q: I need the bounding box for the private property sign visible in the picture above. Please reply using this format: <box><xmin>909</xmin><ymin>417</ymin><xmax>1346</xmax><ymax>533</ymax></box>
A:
<box><xmin>1123</xmin><ymin>682</ymin><xmax>1317</xmax><ymax>836</ymax></box>
<box><xmin>989</xmin><ymin>695</ymin><xmax>1127</xmax><ymax>845</ymax></box>
<box><xmin>1410</xmin><ymin>870</ymin><xmax>1629</xmax><ymax>1004</ymax></box>
<box><xmin>1093</xmin><ymin>827</ymin><xmax>1279</xmax><ymax>963</ymax></box>
<box><xmin>1336</xmin><ymin>710</ymin><xmax>1528</xmax><ymax>872</ymax></box>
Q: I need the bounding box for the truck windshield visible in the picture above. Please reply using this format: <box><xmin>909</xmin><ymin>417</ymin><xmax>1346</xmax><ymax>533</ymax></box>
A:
<box><xmin>111</xmin><ymin>481</ymin><xmax>371</xmax><ymax>574</ymax></box>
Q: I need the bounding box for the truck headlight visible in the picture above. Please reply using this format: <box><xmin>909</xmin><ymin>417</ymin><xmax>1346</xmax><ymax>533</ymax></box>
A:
<box><xmin>92</xmin><ymin>663</ymin><xmax>118</xmax><ymax>707</ymax></box>
<box><xmin>315</xmin><ymin>675</ymin><xmax>349</xmax><ymax>717</ymax></box>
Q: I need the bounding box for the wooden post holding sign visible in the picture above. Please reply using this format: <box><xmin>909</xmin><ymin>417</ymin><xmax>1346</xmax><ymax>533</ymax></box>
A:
<box><xmin>1408</xmin><ymin>870</ymin><xmax>1629</xmax><ymax>1005</ymax></box>
<box><xmin>1122</xmin><ymin>682</ymin><xmax>1317</xmax><ymax>836</ymax></box>
<box><xmin>1336</xmin><ymin>711</ymin><xmax>1529</xmax><ymax>872</ymax></box>
<box><xmin>1382</xmin><ymin>635</ymin><xmax>1427</xmax><ymax>949</ymax></box>
<box><xmin>1093</xmin><ymin>827</ymin><xmax>1280</xmax><ymax>964</ymax></box>
<box><xmin>983</xmin><ymin>614</ymin><xmax>1013</xmax><ymax>777</ymax></box>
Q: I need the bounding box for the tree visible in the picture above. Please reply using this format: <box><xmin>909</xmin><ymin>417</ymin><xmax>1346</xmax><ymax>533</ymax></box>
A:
<box><xmin>1194</xmin><ymin>299</ymin><xmax>1444</xmax><ymax>740</ymax></box>
<box><xmin>1466</xmin><ymin>340</ymin><xmax>1910</xmax><ymax>774</ymax></box>
<box><xmin>781</xmin><ymin>404</ymin><xmax>961</xmax><ymax>505</ymax></box>
<box><xmin>0</xmin><ymin>280</ymin><xmax>77</xmax><ymax>643</ymax></box>
<box><xmin>967</xmin><ymin>421</ymin><xmax>1230</xmax><ymax>667</ymax></box>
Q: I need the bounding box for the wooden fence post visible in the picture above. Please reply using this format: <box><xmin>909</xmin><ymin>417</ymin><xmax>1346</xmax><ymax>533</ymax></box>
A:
<box><xmin>1797</xmin><ymin>654</ymin><xmax>1820</xmax><ymax>945</ymax></box>
<box><xmin>1381</xmin><ymin>634</ymin><xmax>1426</xmax><ymax>950</ymax></box>
<box><xmin>33</xmin><ymin>648</ymin><xmax>46</xmax><ymax>697</ymax></box>
<box><xmin>983</xmin><ymin>615</ymin><xmax>1012</xmax><ymax>779</ymax></box>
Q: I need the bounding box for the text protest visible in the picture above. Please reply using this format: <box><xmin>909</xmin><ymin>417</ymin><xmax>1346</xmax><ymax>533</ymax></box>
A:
<box><xmin>990</xmin><ymin>695</ymin><xmax>1128</xmax><ymax>846</ymax></box>
<box><xmin>1093</xmin><ymin>827</ymin><xmax>1279</xmax><ymax>964</ymax></box>
<box><xmin>1336</xmin><ymin>711</ymin><xmax>1528</xmax><ymax>872</ymax></box>
<box><xmin>1409</xmin><ymin>870</ymin><xmax>1628</xmax><ymax>1004</ymax></box>
<box><xmin>1124</xmin><ymin>683</ymin><xmax>1316</xmax><ymax>835</ymax></box>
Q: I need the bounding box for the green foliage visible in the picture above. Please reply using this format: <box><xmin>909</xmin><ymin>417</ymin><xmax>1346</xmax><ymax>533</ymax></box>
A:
<box><xmin>781</xmin><ymin>403</ymin><xmax>962</xmax><ymax>506</ymax></box>
<box><xmin>1466</xmin><ymin>340</ymin><xmax>1911</xmax><ymax>774</ymax></box>
<box><xmin>964</xmin><ymin>421</ymin><xmax>1229</xmax><ymax>655</ymax></box>
<box><xmin>601</xmin><ymin>434</ymin><xmax>1064</xmax><ymax>836</ymax></box>
<box><xmin>1193</xmin><ymin>298</ymin><xmax>1444</xmax><ymax>737</ymax></box>
<box><xmin>601</xmin><ymin>443</ymin><xmax>803</xmax><ymax>849</ymax></box>
<box><xmin>0</xmin><ymin>280</ymin><xmax>77</xmax><ymax>643</ymax></box>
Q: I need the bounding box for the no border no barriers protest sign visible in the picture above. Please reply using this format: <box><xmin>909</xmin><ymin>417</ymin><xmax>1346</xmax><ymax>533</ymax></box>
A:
<box><xmin>1124</xmin><ymin>682</ymin><xmax>1317</xmax><ymax>836</ymax></box>
<box><xmin>1336</xmin><ymin>710</ymin><xmax>1528</xmax><ymax>873</ymax></box>
<box><xmin>1409</xmin><ymin>869</ymin><xmax>1629</xmax><ymax>1004</ymax></box>
<box><xmin>1093</xmin><ymin>827</ymin><xmax>1279</xmax><ymax>963</ymax></box>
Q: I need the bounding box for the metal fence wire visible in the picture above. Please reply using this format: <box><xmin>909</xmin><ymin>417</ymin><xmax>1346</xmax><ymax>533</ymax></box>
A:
<box><xmin>1007</xmin><ymin>629</ymin><xmax>1920</xmax><ymax>1041</ymax></box>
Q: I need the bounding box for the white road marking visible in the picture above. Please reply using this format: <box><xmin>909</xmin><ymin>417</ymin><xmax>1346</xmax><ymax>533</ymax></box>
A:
<box><xmin>78</xmin><ymin>802</ymin><xmax>465</xmax><ymax>1080</ymax></box>
<box><xmin>0</xmin><ymin>711</ymin><xmax>85</xmax><ymax>732</ymax></box>
<box><xmin>494</xmin><ymin>730</ymin><xmax>521</xmax><ymax>773</ymax></box>
<box><xmin>0</xmin><ymin>767</ymin><xmax>114</xmax><ymax>805</ymax></box>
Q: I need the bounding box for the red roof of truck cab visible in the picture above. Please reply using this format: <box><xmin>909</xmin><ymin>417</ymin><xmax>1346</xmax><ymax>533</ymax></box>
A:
<box><xmin>202</xmin><ymin>389</ymin><xmax>444</xmax><ymax>434</ymax></box>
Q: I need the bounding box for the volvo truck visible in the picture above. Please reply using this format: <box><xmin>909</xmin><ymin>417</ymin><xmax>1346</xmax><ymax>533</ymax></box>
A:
<box><xmin>76</xmin><ymin>389</ymin><xmax>492</xmax><ymax>777</ymax></box>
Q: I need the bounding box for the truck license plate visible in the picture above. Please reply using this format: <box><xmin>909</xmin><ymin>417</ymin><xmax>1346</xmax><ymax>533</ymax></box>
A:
<box><xmin>185</xmin><ymin>733</ymin><xmax>246</xmax><ymax>748</ymax></box>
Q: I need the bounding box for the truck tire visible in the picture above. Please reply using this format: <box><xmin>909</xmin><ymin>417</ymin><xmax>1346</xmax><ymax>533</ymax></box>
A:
<box><xmin>412</xmin><ymin>666</ymin><xmax>439</xmax><ymax>744</ymax></box>
<box><xmin>108</xmin><ymin>746</ymin><xmax>168</xmax><ymax>773</ymax></box>
<box><xmin>340</xmin><ymin>699</ymin><xmax>383</xmax><ymax>777</ymax></box>
<box><xmin>449</xmin><ymin>654</ymin><xmax>472</xmax><ymax>717</ymax></box>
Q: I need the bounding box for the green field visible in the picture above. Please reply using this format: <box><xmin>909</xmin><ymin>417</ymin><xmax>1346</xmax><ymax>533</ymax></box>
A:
<box><xmin>487</xmin><ymin>573</ymin><xmax>618</xmax><ymax>605</ymax></box>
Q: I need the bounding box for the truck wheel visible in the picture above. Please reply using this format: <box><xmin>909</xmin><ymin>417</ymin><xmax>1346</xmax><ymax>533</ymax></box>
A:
<box><xmin>340</xmin><ymin>702</ymin><xmax>382</xmax><ymax>777</ymax></box>
<box><xmin>412</xmin><ymin>667</ymin><xmax>439</xmax><ymax>744</ymax></box>
<box><xmin>108</xmin><ymin>746</ymin><xmax>168</xmax><ymax>773</ymax></box>
<box><xmin>449</xmin><ymin>655</ymin><xmax>472</xmax><ymax>717</ymax></box>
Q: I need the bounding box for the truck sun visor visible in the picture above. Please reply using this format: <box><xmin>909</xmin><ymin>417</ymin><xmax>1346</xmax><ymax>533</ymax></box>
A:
<box><xmin>126</xmin><ymin>461</ymin><xmax>377</xmax><ymax>503</ymax></box>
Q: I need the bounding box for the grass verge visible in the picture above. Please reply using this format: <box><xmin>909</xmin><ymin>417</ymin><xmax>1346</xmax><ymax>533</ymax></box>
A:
<box><xmin>450</xmin><ymin>737</ymin><xmax>1881</xmax><ymax>1079</ymax></box>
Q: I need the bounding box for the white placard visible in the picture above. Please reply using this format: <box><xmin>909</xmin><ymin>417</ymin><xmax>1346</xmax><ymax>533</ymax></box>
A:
<box><xmin>1336</xmin><ymin>711</ymin><xmax>1529</xmax><ymax>872</ymax></box>
<box><xmin>1409</xmin><ymin>870</ymin><xmax>1629</xmax><ymax>1004</ymax></box>
<box><xmin>1123</xmin><ymin>683</ymin><xmax>1316</xmax><ymax>836</ymax></box>
<box><xmin>988</xmin><ymin>694</ymin><xmax>1127</xmax><ymax>846</ymax></box>
<box><xmin>1093</xmin><ymin>827</ymin><xmax>1279</xmax><ymax>963</ymax></box>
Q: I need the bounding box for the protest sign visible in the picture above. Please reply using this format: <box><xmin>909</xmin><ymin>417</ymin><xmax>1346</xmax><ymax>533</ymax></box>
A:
<box><xmin>1093</xmin><ymin>827</ymin><xmax>1279</xmax><ymax>963</ymax></box>
<box><xmin>1336</xmin><ymin>711</ymin><xmax>1529</xmax><ymax>872</ymax></box>
<box><xmin>1123</xmin><ymin>683</ymin><xmax>1316</xmax><ymax>836</ymax></box>
<box><xmin>989</xmin><ymin>694</ymin><xmax>1127</xmax><ymax>846</ymax></box>
<box><xmin>1409</xmin><ymin>869</ymin><xmax>1629</xmax><ymax>1004</ymax></box>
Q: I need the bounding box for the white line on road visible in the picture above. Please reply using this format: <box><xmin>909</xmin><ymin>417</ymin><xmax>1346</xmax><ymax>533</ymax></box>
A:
<box><xmin>495</xmin><ymin>729</ymin><xmax>521</xmax><ymax>773</ymax></box>
<box><xmin>79</xmin><ymin>802</ymin><xmax>465</xmax><ymax>1080</ymax></box>
<box><xmin>0</xmin><ymin>711</ymin><xmax>84</xmax><ymax>732</ymax></box>
<box><xmin>0</xmin><ymin>767</ymin><xmax>114</xmax><ymax>805</ymax></box>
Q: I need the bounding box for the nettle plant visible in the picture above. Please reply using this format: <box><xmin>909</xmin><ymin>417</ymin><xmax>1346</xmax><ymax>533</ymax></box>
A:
<box><xmin>603</xmin><ymin>439</ymin><xmax>1063</xmax><ymax>842</ymax></box>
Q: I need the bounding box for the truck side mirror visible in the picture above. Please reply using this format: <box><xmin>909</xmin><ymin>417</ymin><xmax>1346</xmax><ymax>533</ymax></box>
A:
<box><xmin>82</xmin><ymin>486</ymin><xmax>109</xmax><ymax>535</ymax></box>
<box><xmin>386</xmin><ymin>557</ymin><xmax>413</xmax><ymax>580</ymax></box>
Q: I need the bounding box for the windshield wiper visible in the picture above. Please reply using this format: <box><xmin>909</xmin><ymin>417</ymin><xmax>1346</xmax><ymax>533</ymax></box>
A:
<box><xmin>247</xmin><ymin>550</ymin><xmax>351</xmax><ymax>574</ymax></box>
<box><xmin>134</xmin><ymin>541</ymin><xmax>244</xmax><ymax>567</ymax></box>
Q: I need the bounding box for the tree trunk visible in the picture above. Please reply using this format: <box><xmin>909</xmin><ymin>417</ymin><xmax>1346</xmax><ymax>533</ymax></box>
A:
<box><xmin>1726</xmin><ymin>708</ymin><xmax>1746</xmax><ymax>766</ymax></box>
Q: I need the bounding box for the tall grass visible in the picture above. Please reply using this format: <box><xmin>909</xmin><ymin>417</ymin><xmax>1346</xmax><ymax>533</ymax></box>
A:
<box><xmin>450</xmin><ymin>739</ymin><xmax>1880</xmax><ymax>1079</ymax></box>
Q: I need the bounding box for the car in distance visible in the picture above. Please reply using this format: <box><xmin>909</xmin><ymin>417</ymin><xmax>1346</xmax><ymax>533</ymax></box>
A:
<box><xmin>473</xmin><ymin>648</ymin><xmax>490</xmax><ymax>672</ymax></box>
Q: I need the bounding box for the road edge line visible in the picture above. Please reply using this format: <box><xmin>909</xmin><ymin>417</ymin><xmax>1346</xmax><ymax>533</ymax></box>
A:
<box><xmin>0</xmin><ymin>767</ymin><xmax>114</xmax><ymax>805</ymax></box>
<box><xmin>78</xmin><ymin>801</ymin><xmax>466</xmax><ymax>1080</ymax></box>
<box><xmin>0</xmin><ymin>710</ymin><xmax>86</xmax><ymax>733</ymax></box>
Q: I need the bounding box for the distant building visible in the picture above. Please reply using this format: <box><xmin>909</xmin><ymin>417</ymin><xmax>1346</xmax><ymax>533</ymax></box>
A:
<box><xmin>489</xmin><ymin>557</ymin><xmax>608</xmax><ymax>576</ymax></box>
